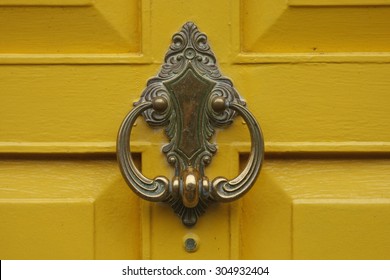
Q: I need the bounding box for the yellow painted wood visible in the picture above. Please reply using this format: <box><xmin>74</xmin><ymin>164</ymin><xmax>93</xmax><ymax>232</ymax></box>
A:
<box><xmin>0</xmin><ymin>53</ymin><xmax>152</xmax><ymax>64</ymax></box>
<box><xmin>0</xmin><ymin>0</ymin><xmax>139</xmax><ymax>53</ymax></box>
<box><xmin>0</xmin><ymin>199</ymin><xmax>95</xmax><ymax>259</ymax></box>
<box><xmin>233</xmin><ymin>53</ymin><xmax>390</xmax><ymax>64</ymax></box>
<box><xmin>289</xmin><ymin>0</ymin><xmax>390</xmax><ymax>6</ymax></box>
<box><xmin>0</xmin><ymin>158</ymin><xmax>142</xmax><ymax>259</ymax></box>
<box><xmin>241</xmin><ymin>159</ymin><xmax>390</xmax><ymax>259</ymax></box>
<box><xmin>0</xmin><ymin>0</ymin><xmax>92</xmax><ymax>5</ymax></box>
<box><xmin>243</xmin><ymin>0</ymin><xmax>390</xmax><ymax>53</ymax></box>
<box><xmin>1</xmin><ymin>0</ymin><xmax>390</xmax><ymax>260</ymax></box>
<box><xmin>2</xmin><ymin>157</ymin><xmax>389</xmax><ymax>259</ymax></box>
<box><xmin>140</xmin><ymin>145</ymin><xmax>240</xmax><ymax>259</ymax></box>
<box><xmin>1</xmin><ymin>0</ymin><xmax>390</xmax><ymax>153</ymax></box>
<box><xmin>293</xmin><ymin>200</ymin><xmax>390</xmax><ymax>259</ymax></box>
<box><xmin>2</xmin><ymin>63</ymin><xmax>390</xmax><ymax>152</ymax></box>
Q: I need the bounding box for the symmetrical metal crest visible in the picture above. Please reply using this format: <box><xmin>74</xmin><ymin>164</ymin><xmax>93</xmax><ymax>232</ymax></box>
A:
<box><xmin>117</xmin><ymin>22</ymin><xmax>264</xmax><ymax>226</ymax></box>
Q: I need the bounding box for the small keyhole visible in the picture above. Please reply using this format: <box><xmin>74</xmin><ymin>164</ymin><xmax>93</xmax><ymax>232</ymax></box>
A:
<box><xmin>184</xmin><ymin>238</ymin><xmax>197</xmax><ymax>253</ymax></box>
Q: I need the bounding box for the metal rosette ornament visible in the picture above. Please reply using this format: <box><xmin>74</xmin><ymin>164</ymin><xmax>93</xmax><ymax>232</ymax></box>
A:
<box><xmin>117</xmin><ymin>22</ymin><xmax>264</xmax><ymax>227</ymax></box>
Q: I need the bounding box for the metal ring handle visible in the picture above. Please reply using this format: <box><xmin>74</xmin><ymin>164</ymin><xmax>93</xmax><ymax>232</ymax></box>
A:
<box><xmin>211</xmin><ymin>102</ymin><xmax>264</xmax><ymax>202</ymax></box>
<box><xmin>117</xmin><ymin>101</ymin><xmax>169</xmax><ymax>202</ymax></box>
<box><xmin>116</xmin><ymin>22</ymin><xmax>264</xmax><ymax>226</ymax></box>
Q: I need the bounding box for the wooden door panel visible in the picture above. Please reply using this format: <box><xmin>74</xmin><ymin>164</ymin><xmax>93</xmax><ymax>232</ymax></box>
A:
<box><xmin>0</xmin><ymin>158</ymin><xmax>141</xmax><ymax>259</ymax></box>
<box><xmin>243</xmin><ymin>0</ymin><xmax>390</xmax><ymax>53</ymax></box>
<box><xmin>0</xmin><ymin>65</ymin><xmax>159</xmax><ymax>153</ymax></box>
<box><xmin>289</xmin><ymin>0</ymin><xmax>390</xmax><ymax>6</ymax></box>
<box><xmin>241</xmin><ymin>159</ymin><xmax>390</xmax><ymax>259</ymax></box>
<box><xmin>0</xmin><ymin>0</ymin><xmax>139</xmax><ymax>53</ymax></box>
<box><xmin>230</xmin><ymin>64</ymin><xmax>390</xmax><ymax>153</ymax></box>
<box><xmin>0</xmin><ymin>199</ymin><xmax>95</xmax><ymax>259</ymax></box>
<box><xmin>2</xmin><ymin>64</ymin><xmax>390</xmax><ymax>154</ymax></box>
<box><xmin>1</xmin><ymin>0</ymin><xmax>390</xmax><ymax>260</ymax></box>
<box><xmin>0</xmin><ymin>0</ymin><xmax>91</xmax><ymax>5</ymax></box>
<box><xmin>293</xmin><ymin>200</ymin><xmax>390</xmax><ymax>259</ymax></box>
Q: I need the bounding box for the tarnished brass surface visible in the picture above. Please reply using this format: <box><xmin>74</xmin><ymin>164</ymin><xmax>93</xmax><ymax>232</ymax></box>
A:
<box><xmin>117</xmin><ymin>22</ymin><xmax>264</xmax><ymax>226</ymax></box>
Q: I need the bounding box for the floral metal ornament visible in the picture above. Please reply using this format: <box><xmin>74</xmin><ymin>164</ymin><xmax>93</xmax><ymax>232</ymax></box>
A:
<box><xmin>117</xmin><ymin>22</ymin><xmax>264</xmax><ymax>226</ymax></box>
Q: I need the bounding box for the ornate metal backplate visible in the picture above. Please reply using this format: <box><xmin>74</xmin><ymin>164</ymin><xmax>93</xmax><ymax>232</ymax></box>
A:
<box><xmin>117</xmin><ymin>22</ymin><xmax>264</xmax><ymax>226</ymax></box>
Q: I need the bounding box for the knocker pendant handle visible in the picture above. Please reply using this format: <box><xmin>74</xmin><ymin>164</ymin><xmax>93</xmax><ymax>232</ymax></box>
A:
<box><xmin>117</xmin><ymin>22</ymin><xmax>264</xmax><ymax>226</ymax></box>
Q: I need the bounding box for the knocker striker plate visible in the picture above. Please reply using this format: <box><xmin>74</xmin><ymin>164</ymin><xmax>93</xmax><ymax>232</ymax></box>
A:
<box><xmin>117</xmin><ymin>22</ymin><xmax>264</xmax><ymax>227</ymax></box>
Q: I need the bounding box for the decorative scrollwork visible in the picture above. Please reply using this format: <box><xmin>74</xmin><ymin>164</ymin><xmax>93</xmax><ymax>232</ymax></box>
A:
<box><xmin>117</xmin><ymin>22</ymin><xmax>264</xmax><ymax>226</ymax></box>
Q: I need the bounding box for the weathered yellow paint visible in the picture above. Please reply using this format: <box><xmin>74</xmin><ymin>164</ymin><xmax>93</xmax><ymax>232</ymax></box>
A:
<box><xmin>1</xmin><ymin>0</ymin><xmax>390</xmax><ymax>260</ymax></box>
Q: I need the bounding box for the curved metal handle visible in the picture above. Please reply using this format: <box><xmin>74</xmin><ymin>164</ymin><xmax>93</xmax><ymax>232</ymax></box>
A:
<box><xmin>211</xmin><ymin>102</ymin><xmax>264</xmax><ymax>202</ymax></box>
<box><xmin>116</xmin><ymin>22</ymin><xmax>264</xmax><ymax>226</ymax></box>
<box><xmin>117</xmin><ymin>101</ymin><xmax>169</xmax><ymax>202</ymax></box>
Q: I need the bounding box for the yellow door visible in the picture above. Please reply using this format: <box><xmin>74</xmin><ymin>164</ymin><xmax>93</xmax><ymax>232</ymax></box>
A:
<box><xmin>1</xmin><ymin>0</ymin><xmax>390</xmax><ymax>260</ymax></box>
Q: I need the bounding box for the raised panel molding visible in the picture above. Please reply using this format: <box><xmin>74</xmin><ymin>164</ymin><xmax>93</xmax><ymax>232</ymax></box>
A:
<box><xmin>0</xmin><ymin>159</ymin><xmax>141</xmax><ymax>259</ymax></box>
<box><xmin>293</xmin><ymin>199</ymin><xmax>390</xmax><ymax>259</ymax></box>
<box><xmin>242</xmin><ymin>159</ymin><xmax>390</xmax><ymax>259</ymax></box>
<box><xmin>289</xmin><ymin>0</ymin><xmax>390</xmax><ymax>6</ymax></box>
<box><xmin>0</xmin><ymin>0</ymin><xmax>141</xmax><ymax>55</ymax></box>
<box><xmin>237</xmin><ymin>0</ymin><xmax>390</xmax><ymax>63</ymax></box>
<box><xmin>2</xmin><ymin>63</ymin><xmax>390</xmax><ymax>154</ymax></box>
<box><xmin>3</xmin><ymin>141</ymin><xmax>390</xmax><ymax>154</ymax></box>
<box><xmin>0</xmin><ymin>0</ymin><xmax>92</xmax><ymax>5</ymax></box>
